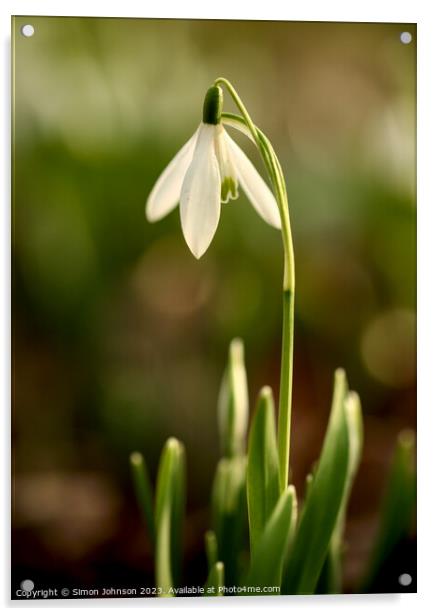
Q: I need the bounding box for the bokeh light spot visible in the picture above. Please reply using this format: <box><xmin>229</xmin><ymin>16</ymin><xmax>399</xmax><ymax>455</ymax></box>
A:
<box><xmin>361</xmin><ymin>308</ymin><xmax>416</xmax><ymax>387</ymax></box>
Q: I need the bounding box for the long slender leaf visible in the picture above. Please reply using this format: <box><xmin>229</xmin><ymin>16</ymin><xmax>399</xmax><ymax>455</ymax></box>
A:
<box><xmin>205</xmin><ymin>530</ymin><xmax>218</xmax><ymax>570</ymax></box>
<box><xmin>317</xmin><ymin>391</ymin><xmax>363</xmax><ymax>593</ymax></box>
<box><xmin>282</xmin><ymin>368</ymin><xmax>350</xmax><ymax>594</ymax></box>
<box><xmin>155</xmin><ymin>438</ymin><xmax>186</xmax><ymax>596</ymax></box>
<box><xmin>247</xmin><ymin>386</ymin><xmax>280</xmax><ymax>554</ymax></box>
<box><xmin>217</xmin><ymin>338</ymin><xmax>249</xmax><ymax>458</ymax></box>
<box><xmin>130</xmin><ymin>451</ymin><xmax>155</xmax><ymax>545</ymax></box>
<box><xmin>205</xmin><ymin>561</ymin><xmax>224</xmax><ymax>596</ymax></box>
<box><xmin>361</xmin><ymin>429</ymin><xmax>416</xmax><ymax>591</ymax></box>
<box><xmin>244</xmin><ymin>486</ymin><xmax>296</xmax><ymax>592</ymax></box>
<box><xmin>211</xmin><ymin>455</ymin><xmax>247</xmax><ymax>585</ymax></box>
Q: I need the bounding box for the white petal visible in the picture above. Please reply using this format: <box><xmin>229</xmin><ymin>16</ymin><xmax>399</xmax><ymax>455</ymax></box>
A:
<box><xmin>145</xmin><ymin>127</ymin><xmax>199</xmax><ymax>222</ymax></box>
<box><xmin>225</xmin><ymin>132</ymin><xmax>281</xmax><ymax>229</ymax></box>
<box><xmin>180</xmin><ymin>124</ymin><xmax>221</xmax><ymax>259</ymax></box>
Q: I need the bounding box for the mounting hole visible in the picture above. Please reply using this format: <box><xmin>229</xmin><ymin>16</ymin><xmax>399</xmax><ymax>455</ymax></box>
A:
<box><xmin>400</xmin><ymin>31</ymin><xmax>412</xmax><ymax>44</ymax></box>
<box><xmin>398</xmin><ymin>573</ymin><xmax>412</xmax><ymax>587</ymax></box>
<box><xmin>21</xmin><ymin>24</ymin><xmax>34</xmax><ymax>38</ymax></box>
<box><xmin>20</xmin><ymin>579</ymin><xmax>35</xmax><ymax>592</ymax></box>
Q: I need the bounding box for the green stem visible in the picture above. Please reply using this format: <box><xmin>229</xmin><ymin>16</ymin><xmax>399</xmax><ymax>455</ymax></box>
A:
<box><xmin>216</xmin><ymin>80</ymin><xmax>295</xmax><ymax>493</ymax></box>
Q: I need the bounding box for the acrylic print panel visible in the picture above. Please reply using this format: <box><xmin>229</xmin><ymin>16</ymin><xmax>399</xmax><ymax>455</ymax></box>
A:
<box><xmin>12</xmin><ymin>16</ymin><xmax>416</xmax><ymax>600</ymax></box>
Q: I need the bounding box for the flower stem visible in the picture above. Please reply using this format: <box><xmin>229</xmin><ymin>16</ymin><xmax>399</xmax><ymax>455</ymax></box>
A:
<box><xmin>216</xmin><ymin>79</ymin><xmax>295</xmax><ymax>492</ymax></box>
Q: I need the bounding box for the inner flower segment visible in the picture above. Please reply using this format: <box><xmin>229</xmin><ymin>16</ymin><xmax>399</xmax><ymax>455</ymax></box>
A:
<box><xmin>221</xmin><ymin>176</ymin><xmax>238</xmax><ymax>203</ymax></box>
<box><xmin>214</xmin><ymin>125</ymin><xmax>239</xmax><ymax>203</ymax></box>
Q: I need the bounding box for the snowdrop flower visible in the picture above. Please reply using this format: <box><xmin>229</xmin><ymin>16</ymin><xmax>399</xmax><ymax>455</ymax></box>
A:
<box><xmin>146</xmin><ymin>86</ymin><xmax>281</xmax><ymax>259</ymax></box>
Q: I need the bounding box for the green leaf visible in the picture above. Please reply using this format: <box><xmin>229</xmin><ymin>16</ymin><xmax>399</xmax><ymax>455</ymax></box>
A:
<box><xmin>130</xmin><ymin>451</ymin><xmax>155</xmax><ymax>545</ymax></box>
<box><xmin>244</xmin><ymin>486</ymin><xmax>296</xmax><ymax>592</ymax></box>
<box><xmin>317</xmin><ymin>391</ymin><xmax>364</xmax><ymax>593</ymax></box>
<box><xmin>211</xmin><ymin>455</ymin><xmax>247</xmax><ymax>585</ymax></box>
<box><xmin>218</xmin><ymin>338</ymin><xmax>249</xmax><ymax>458</ymax></box>
<box><xmin>282</xmin><ymin>368</ymin><xmax>351</xmax><ymax>595</ymax></box>
<box><xmin>304</xmin><ymin>472</ymin><xmax>314</xmax><ymax>501</ymax></box>
<box><xmin>155</xmin><ymin>438</ymin><xmax>186</xmax><ymax>596</ymax></box>
<box><xmin>361</xmin><ymin>429</ymin><xmax>416</xmax><ymax>591</ymax></box>
<box><xmin>205</xmin><ymin>561</ymin><xmax>224</xmax><ymax>596</ymax></box>
<box><xmin>247</xmin><ymin>386</ymin><xmax>280</xmax><ymax>554</ymax></box>
<box><xmin>205</xmin><ymin>530</ymin><xmax>218</xmax><ymax>570</ymax></box>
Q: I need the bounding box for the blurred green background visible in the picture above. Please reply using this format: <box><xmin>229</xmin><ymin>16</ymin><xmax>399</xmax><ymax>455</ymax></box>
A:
<box><xmin>12</xmin><ymin>17</ymin><xmax>416</xmax><ymax>593</ymax></box>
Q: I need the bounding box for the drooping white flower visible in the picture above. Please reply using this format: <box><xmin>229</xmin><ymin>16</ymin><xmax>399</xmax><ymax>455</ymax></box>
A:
<box><xmin>145</xmin><ymin>87</ymin><xmax>281</xmax><ymax>259</ymax></box>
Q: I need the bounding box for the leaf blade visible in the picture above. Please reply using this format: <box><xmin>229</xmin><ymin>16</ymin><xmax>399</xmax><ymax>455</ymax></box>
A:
<box><xmin>211</xmin><ymin>455</ymin><xmax>247</xmax><ymax>585</ymax></box>
<box><xmin>317</xmin><ymin>391</ymin><xmax>364</xmax><ymax>593</ymax></box>
<box><xmin>205</xmin><ymin>561</ymin><xmax>224</xmax><ymax>596</ymax></box>
<box><xmin>130</xmin><ymin>451</ymin><xmax>155</xmax><ymax>545</ymax></box>
<box><xmin>361</xmin><ymin>429</ymin><xmax>416</xmax><ymax>591</ymax></box>
<box><xmin>244</xmin><ymin>486</ymin><xmax>296</xmax><ymax>592</ymax></box>
<box><xmin>246</xmin><ymin>386</ymin><xmax>280</xmax><ymax>554</ymax></box>
<box><xmin>218</xmin><ymin>338</ymin><xmax>249</xmax><ymax>458</ymax></box>
<box><xmin>205</xmin><ymin>530</ymin><xmax>218</xmax><ymax>570</ymax></box>
<box><xmin>282</xmin><ymin>368</ymin><xmax>350</xmax><ymax>594</ymax></box>
<box><xmin>155</xmin><ymin>438</ymin><xmax>186</xmax><ymax>596</ymax></box>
